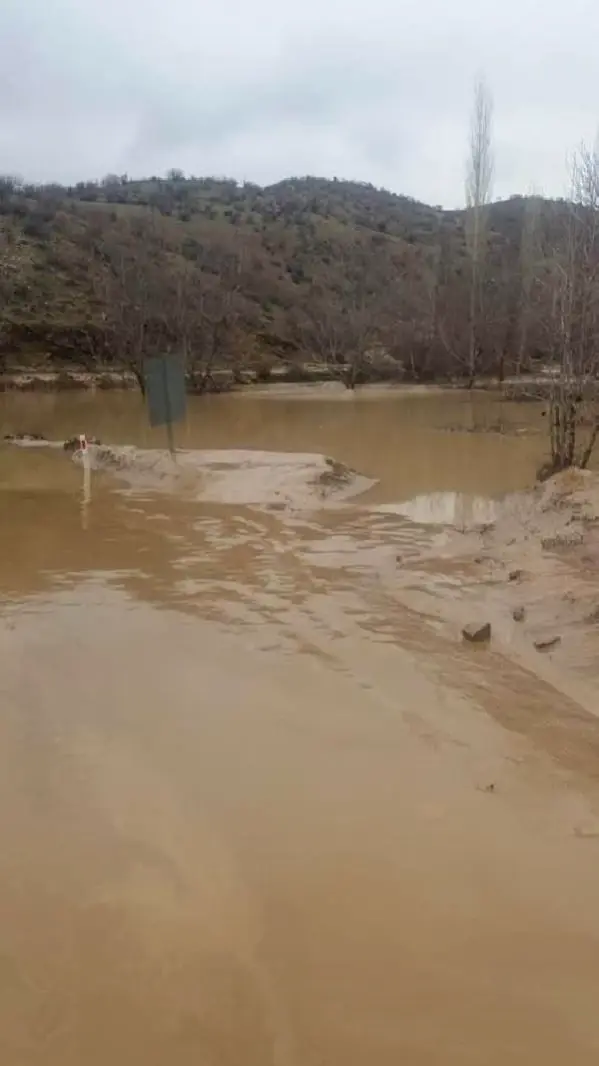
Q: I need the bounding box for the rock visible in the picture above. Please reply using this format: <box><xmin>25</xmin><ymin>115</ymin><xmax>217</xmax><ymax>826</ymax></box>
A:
<box><xmin>508</xmin><ymin>569</ymin><xmax>522</xmax><ymax>582</ymax></box>
<box><xmin>534</xmin><ymin>636</ymin><xmax>561</xmax><ymax>652</ymax></box>
<box><xmin>541</xmin><ymin>531</ymin><xmax>584</xmax><ymax>550</ymax></box>
<box><xmin>512</xmin><ymin>606</ymin><xmax>526</xmax><ymax>622</ymax></box>
<box><xmin>462</xmin><ymin>622</ymin><xmax>492</xmax><ymax>644</ymax></box>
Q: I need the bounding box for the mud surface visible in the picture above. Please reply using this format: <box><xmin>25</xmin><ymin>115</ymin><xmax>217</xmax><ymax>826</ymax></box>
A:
<box><xmin>389</xmin><ymin>467</ymin><xmax>599</xmax><ymax>711</ymax></box>
<box><xmin>2</xmin><ymin>389</ymin><xmax>599</xmax><ymax>1065</ymax></box>
<box><xmin>78</xmin><ymin>445</ymin><xmax>374</xmax><ymax>507</ymax></box>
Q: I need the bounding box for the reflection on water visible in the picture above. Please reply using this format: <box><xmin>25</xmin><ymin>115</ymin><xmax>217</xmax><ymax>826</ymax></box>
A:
<box><xmin>3</xmin><ymin>390</ymin><xmax>599</xmax><ymax>1066</ymax></box>
<box><xmin>376</xmin><ymin>491</ymin><xmax>499</xmax><ymax>527</ymax></box>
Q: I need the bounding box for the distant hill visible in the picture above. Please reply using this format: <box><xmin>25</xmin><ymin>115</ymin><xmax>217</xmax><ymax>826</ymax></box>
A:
<box><xmin>0</xmin><ymin>173</ymin><xmax>567</xmax><ymax>385</ymax></box>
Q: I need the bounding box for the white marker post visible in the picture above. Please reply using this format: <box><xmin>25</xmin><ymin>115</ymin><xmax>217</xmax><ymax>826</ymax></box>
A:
<box><xmin>78</xmin><ymin>433</ymin><xmax>91</xmax><ymax>530</ymax></box>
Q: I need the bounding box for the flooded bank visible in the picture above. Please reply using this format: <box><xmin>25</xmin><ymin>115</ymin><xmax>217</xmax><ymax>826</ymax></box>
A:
<box><xmin>2</xmin><ymin>389</ymin><xmax>599</xmax><ymax>1065</ymax></box>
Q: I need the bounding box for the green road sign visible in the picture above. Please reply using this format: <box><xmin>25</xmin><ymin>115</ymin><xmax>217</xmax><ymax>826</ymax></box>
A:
<box><xmin>144</xmin><ymin>355</ymin><xmax>186</xmax><ymax>429</ymax></box>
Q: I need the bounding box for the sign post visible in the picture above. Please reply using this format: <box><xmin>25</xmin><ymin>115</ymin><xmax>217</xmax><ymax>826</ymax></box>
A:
<box><xmin>77</xmin><ymin>433</ymin><xmax>91</xmax><ymax>530</ymax></box>
<box><xmin>144</xmin><ymin>355</ymin><xmax>187</xmax><ymax>456</ymax></box>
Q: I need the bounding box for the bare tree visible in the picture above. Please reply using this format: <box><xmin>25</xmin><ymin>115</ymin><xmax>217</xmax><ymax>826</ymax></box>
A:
<box><xmin>95</xmin><ymin>215</ymin><xmax>251</xmax><ymax>395</ymax></box>
<box><xmin>298</xmin><ymin>290</ymin><xmax>348</xmax><ymax>372</ymax></box>
<box><xmin>464</xmin><ymin>76</ymin><xmax>494</xmax><ymax>386</ymax></box>
<box><xmin>516</xmin><ymin>192</ymin><xmax>542</xmax><ymax>374</ymax></box>
<box><xmin>169</xmin><ymin>260</ymin><xmax>200</xmax><ymax>371</ymax></box>
<box><xmin>434</xmin><ymin>238</ymin><xmax>473</xmax><ymax>380</ymax></box>
<box><xmin>98</xmin><ymin>223</ymin><xmax>169</xmax><ymax>393</ymax></box>
<box><xmin>540</xmin><ymin>140</ymin><xmax>599</xmax><ymax>476</ymax></box>
<box><xmin>301</xmin><ymin>240</ymin><xmax>397</xmax><ymax>388</ymax></box>
<box><xmin>0</xmin><ymin>223</ymin><xmax>18</xmax><ymax>369</ymax></box>
<box><xmin>186</xmin><ymin>245</ymin><xmax>245</xmax><ymax>392</ymax></box>
<box><xmin>0</xmin><ymin>234</ymin><xmax>10</xmax><ymax>363</ymax></box>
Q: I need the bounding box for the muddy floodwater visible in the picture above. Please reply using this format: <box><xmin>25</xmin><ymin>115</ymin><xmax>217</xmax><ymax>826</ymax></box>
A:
<box><xmin>2</xmin><ymin>386</ymin><xmax>599</xmax><ymax>1065</ymax></box>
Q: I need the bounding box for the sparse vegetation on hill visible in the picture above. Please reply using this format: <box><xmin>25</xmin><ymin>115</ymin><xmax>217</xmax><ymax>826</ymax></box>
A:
<box><xmin>0</xmin><ymin>168</ymin><xmax>591</xmax><ymax>389</ymax></box>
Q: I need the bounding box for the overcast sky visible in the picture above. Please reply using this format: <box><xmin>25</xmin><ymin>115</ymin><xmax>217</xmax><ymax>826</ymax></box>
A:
<box><xmin>2</xmin><ymin>0</ymin><xmax>599</xmax><ymax>207</ymax></box>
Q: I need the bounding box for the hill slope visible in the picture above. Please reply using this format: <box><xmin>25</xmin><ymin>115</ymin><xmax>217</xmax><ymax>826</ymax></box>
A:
<box><xmin>0</xmin><ymin>173</ymin><xmax>565</xmax><ymax>385</ymax></box>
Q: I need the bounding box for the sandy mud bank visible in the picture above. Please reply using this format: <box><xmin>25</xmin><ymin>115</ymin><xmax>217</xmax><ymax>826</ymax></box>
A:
<box><xmin>1</xmin><ymin>438</ymin><xmax>374</xmax><ymax>509</ymax></box>
<box><xmin>391</xmin><ymin>469</ymin><xmax>599</xmax><ymax>708</ymax></box>
<box><xmin>77</xmin><ymin>445</ymin><xmax>374</xmax><ymax>507</ymax></box>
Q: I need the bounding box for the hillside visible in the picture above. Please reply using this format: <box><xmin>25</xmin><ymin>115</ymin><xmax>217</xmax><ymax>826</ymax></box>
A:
<box><xmin>0</xmin><ymin>173</ymin><xmax>567</xmax><ymax>387</ymax></box>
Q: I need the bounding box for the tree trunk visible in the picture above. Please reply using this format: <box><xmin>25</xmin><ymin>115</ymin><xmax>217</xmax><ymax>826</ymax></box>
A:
<box><xmin>133</xmin><ymin>365</ymin><xmax>146</xmax><ymax>397</ymax></box>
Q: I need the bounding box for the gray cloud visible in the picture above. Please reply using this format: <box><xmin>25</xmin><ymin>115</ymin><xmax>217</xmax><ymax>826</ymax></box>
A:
<box><xmin>2</xmin><ymin>0</ymin><xmax>599</xmax><ymax>205</ymax></box>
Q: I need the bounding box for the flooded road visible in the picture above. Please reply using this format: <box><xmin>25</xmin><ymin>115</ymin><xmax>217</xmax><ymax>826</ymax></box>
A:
<box><xmin>2</xmin><ymin>387</ymin><xmax>599</xmax><ymax>1065</ymax></box>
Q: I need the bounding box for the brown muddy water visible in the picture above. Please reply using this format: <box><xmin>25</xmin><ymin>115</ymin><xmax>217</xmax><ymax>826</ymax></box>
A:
<box><xmin>2</xmin><ymin>386</ymin><xmax>599</xmax><ymax>1065</ymax></box>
